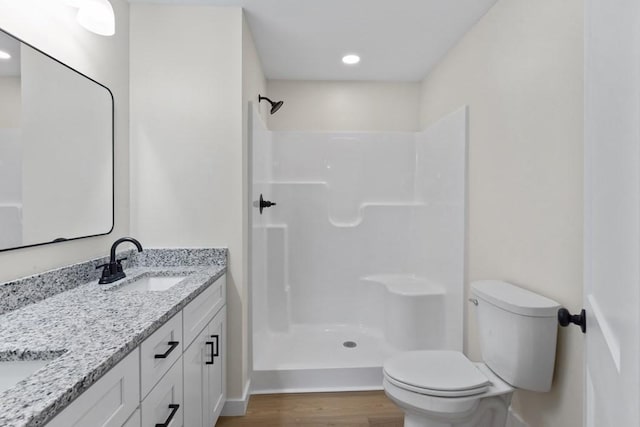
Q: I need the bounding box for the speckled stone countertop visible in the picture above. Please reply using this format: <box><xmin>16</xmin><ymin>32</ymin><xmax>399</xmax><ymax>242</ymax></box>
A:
<box><xmin>0</xmin><ymin>248</ymin><xmax>227</xmax><ymax>427</ymax></box>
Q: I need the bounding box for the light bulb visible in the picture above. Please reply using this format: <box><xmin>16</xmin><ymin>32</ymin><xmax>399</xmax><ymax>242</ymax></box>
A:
<box><xmin>62</xmin><ymin>0</ymin><xmax>88</xmax><ymax>7</ymax></box>
<box><xmin>77</xmin><ymin>0</ymin><xmax>115</xmax><ymax>36</ymax></box>
<box><xmin>342</xmin><ymin>54</ymin><xmax>360</xmax><ymax>65</ymax></box>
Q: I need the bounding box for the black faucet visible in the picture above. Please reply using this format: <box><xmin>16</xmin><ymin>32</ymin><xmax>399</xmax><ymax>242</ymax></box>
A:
<box><xmin>97</xmin><ymin>237</ymin><xmax>143</xmax><ymax>284</ymax></box>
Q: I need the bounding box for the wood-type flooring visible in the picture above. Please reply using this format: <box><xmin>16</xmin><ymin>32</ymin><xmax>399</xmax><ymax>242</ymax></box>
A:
<box><xmin>216</xmin><ymin>391</ymin><xmax>404</xmax><ymax>427</ymax></box>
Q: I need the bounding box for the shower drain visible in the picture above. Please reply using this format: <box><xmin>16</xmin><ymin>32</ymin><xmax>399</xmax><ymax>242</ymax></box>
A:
<box><xmin>343</xmin><ymin>341</ymin><xmax>357</xmax><ymax>348</ymax></box>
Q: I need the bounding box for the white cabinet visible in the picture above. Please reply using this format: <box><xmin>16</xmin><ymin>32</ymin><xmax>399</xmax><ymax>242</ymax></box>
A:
<box><xmin>183</xmin><ymin>306</ymin><xmax>226</xmax><ymax>427</ymax></box>
<box><xmin>183</xmin><ymin>276</ymin><xmax>225</xmax><ymax>347</ymax></box>
<box><xmin>206</xmin><ymin>306</ymin><xmax>226</xmax><ymax>425</ymax></box>
<box><xmin>46</xmin><ymin>349</ymin><xmax>140</xmax><ymax>427</ymax></box>
<box><xmin>46</xmin><ymin>273</ymin><xmax>226</xmax><ymax>427</ymax></box>
<box><xmin>141</xmin><ymin>358</ymin><xmax>183</xmax><ymax>427</ymax></box>
<box><xmin>123</xmin><ymin>409</ymin><xmax>141</xmax><ymax>427</ymax></box>
<box><xmin>140</xmin><ymin>312</ymin><xmax>183</xmax><ymax>399</ymax></box>
<box><xmin>183</xmin><ymin>325</ymin><xmax>209</xmax><ymax>427</ymax></box>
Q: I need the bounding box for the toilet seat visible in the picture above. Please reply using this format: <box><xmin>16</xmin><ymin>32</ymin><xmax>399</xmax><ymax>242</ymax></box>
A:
<box><xmin>383</xmin><ymin>350</ymin><xmax>491</xmax><ymax>398</ymax></box>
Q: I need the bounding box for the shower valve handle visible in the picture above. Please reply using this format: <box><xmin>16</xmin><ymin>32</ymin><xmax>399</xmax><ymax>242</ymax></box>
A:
<box><xmin>259</xmin><ymin>194</ymin><xmax>277</xmax><ymax>214</ymax></box>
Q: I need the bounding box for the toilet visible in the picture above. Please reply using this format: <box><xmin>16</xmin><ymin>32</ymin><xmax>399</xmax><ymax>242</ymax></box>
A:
<box><xmin>383</xmin><ymin>280</ymin><xmax>560</xmax><ymax>427</ymax></box>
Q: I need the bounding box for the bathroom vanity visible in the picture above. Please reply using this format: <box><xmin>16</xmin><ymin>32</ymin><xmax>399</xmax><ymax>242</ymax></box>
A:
<box><xmin>0</xmin><ymin>248</ymin><xmax>227</xmax><ymax>427</ymax></box>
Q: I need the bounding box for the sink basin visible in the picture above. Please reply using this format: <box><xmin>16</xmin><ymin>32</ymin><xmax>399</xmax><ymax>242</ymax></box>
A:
<box><xmin>0</xmin><ymin>360</ymin><xmax>50</xmax><ymax>394</ymax></box>
<box><xmin>0</xmin><ymin>351</ymin><xmax>65</xmax><ymax>394</ymax></box>
<box><xmin>115</xmin><ymin>276</ymin><xmax>187</xmax><ymax>292</ymax></box>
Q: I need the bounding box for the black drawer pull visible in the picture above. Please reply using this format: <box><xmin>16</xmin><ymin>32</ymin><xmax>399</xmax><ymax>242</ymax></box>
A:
<box><xmin>154</xmin><ymin>341</ymin><xmax>179</xmax><ymax>359</ymax></box>
<box><xmin>205</xmin><ymin>341</ymin><xmax>215</xmax><ymax>365</ymax></box>
<box><xmin>211</xmin><ymin>334</ymin><xmax>220</xmax><ymax>357</ymax></box>
<box><xmin>155</xmin><ymin>403</ymin><xmax>179</xmax><ymax>427</ymax></box>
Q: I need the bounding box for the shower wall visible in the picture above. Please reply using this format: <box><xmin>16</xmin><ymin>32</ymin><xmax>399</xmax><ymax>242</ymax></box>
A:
<box><xmin>251</xmin><ymin>106</ymin><xmax>467</xmax><ymax>389</ymax></box>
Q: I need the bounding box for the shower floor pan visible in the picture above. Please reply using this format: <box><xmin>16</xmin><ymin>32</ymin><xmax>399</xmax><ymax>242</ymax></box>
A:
<box><xmin>252</xmin><ymin>324</ymin><xmax>398</xmax><ymax>393</ymax></box>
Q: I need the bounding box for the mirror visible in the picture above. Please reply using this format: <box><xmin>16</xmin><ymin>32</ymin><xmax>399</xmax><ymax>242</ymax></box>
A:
<box><xmin>0</xmin><ymin>28</ymin><xmax>113</xmax><ymax>252</ymax></box>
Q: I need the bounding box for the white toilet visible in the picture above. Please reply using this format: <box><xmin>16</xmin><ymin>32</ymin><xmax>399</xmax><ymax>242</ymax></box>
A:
<box><xmin>383</xmin><ymin>280</ymin><xmax>560</xmax><ymax>427</ymax></box>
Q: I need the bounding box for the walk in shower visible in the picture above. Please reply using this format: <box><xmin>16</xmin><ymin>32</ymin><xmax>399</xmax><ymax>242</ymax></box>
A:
<box><xmin>250</xmin><ymin>106</ymin><xmax>468</xmax><ymax>392</ymax></box>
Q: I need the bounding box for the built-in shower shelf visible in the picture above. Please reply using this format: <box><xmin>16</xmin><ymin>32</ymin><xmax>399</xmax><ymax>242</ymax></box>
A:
<box><xmin>268</xmin><ymin>181</ymin><xmax>328</xmax><ymax>185</ymax></box>
<box><xmin>360</xmin><ymin>275</ymin><xmax>447</xmax><ymax>350</ymax></box>
<box><xmin>360</xmin><ymin>274</ymin><xmax>444</xmax><ymax>296</ymax></box>
<box><xmin>329</xmin><ymin>202</ymin><xmax>428</xmax><ymax>227</ymax></box>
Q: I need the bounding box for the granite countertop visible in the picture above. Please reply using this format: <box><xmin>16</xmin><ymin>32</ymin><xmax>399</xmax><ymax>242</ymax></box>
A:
<box><xmin>0</xmin><ymin>248</ymin><xmax>227</xmax><ymax>427</ymax></box>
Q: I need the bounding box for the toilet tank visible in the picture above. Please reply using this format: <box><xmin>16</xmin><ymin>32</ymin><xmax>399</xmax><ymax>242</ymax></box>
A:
<box><xmin>471</xmin><ymin>280</ymin><xmax>560</xmax><ymax>392</ymax></box>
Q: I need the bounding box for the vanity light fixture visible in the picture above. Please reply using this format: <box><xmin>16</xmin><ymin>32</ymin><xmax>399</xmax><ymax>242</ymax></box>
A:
<box><xmin>342</xmin><ymin>54</ymin><xmax>360</xmax><ymax>65</ymax></box>
<box><xmin>63</xmin><ymin>0</ymin><xmax>115</xmax><ymax>36</ymax></box>
<box><xmin>0</xmin><ymin>50</ymin><xmax>11</xmax><ymax>60</ymax></box>
<box><xmin>61</xmin><ymin>0</ymin><xmax>85</xmax><ymax>7</ymax></box>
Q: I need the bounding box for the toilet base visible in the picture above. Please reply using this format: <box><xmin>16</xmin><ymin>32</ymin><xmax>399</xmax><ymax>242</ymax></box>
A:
<box><xmin>400</xmin><ymin>395</ymin><xmax>510</xmax><ymax>427</ymax></box>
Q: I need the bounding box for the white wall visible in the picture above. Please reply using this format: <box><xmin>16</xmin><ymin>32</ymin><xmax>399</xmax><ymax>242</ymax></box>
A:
<box><xmin>0</xmin><ymin>77</ymin><xmax>20</xmax><ymax>128</ymax></box>
<box><xmin>131</xmin><ymin>4</ymin><xmax>266</xmax><ymax>402</ymax></box>
<box><xmin>419</xmin><ymin>0</ymin><xmax>583</xmax><ymax>426</ymax></box>
<box><xmin>0</xmin><ymin>0</ymin><xmax>129</xmax><ymax>282</ymax></box>
<box><xmin>267</xmin><ymin>80</ymin><xmax>421</xmax><ymax>132</ymax></box>
<box><xmin>0</xmin><ymin>76</ymin><xmax>22</xmax><ymax>247</ymax></box>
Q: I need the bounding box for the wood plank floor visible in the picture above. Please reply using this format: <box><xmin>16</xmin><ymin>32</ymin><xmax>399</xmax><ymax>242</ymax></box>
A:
<box><xmin>216</xmin><ymin>391</ymin><xmax>404</xmax><ymax>427</ymax></box>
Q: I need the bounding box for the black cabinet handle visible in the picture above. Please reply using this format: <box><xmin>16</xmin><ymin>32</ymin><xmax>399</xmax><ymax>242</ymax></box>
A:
<box><xmin>205</xmin><ymin>335</ymin><xmax>220</xmax><ymax>365</ymax></box>
<box><xmin>155</xmin><ymin>404</ymin><xmax>179</xmax><ymax>427</ymax></box>
<box><xmin>154</xmin><ymin>341</ymin><xmax>179</xmax><ymax>359</ymax></box>
<box><xmin>211</xmin><ymin>334</ymin><xmax>220</xmax><ymax>357</ymax></box>
<box><xmin>205</xmin><ymin>341</ymin><xmax>215</xmax><ymax>365</ymax></box>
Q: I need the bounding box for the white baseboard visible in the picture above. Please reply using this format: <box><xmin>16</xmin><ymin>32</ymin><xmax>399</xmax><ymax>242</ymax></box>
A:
<box><xmin>221</xmin><ymin>380</ymin><xmax>251</xmax><ymax>416</ymax></box>
<box><xmin>506</xmin><ymin>407</ymin><xmax>529</xmax><ymax>427</ymax></box>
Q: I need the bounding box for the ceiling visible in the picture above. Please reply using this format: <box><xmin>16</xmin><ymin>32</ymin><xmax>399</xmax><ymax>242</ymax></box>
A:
<box><xmin>129</xmin><ymin>0</ymin><xmax>498</xmax><ymax>82</ymax></box>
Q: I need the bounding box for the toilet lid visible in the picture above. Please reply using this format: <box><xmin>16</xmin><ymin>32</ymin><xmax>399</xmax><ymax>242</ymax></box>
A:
<box><xmin>383</xmin><ymin>351</ymin><xmax>491</xmax><ymax>397</ymax></box>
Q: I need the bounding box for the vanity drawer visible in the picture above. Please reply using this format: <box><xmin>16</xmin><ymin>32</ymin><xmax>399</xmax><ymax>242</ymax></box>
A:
<box><xmin>183</xmin><ymin>274</ymin><xmax>225</xmax><ymax>347</ymax></box>
<box><xmin>140</xmin><ymin>312</ymin><xmax>183</xmax><ymax>399</ymax></box>
<box><xmin>46</xmin><ymin>348</ymin><xmax>140</xmax><ymax>427</ymax></box>
<box><xmin>141</xmin><ymin>357</ymin><xmax>183</xmax><ymax>427</ymax></box>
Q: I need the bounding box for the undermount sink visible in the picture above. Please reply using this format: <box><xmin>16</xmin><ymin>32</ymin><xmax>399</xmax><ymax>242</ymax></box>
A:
<box><xmin>0</xmin><ymin>351</ymin><xmax>65</xmax><ymax>394</ymax></box>
<box><xmin>114</xmin><ymin>275</ymin><xmax>187</xmax><ymax>292</ymax></box>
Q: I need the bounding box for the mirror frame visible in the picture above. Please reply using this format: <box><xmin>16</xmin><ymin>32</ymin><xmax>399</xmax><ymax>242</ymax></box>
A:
<box><xmin>0</xmin><ymin>27</ymin><xmax>114</xmax><ymax>253</ymax></box>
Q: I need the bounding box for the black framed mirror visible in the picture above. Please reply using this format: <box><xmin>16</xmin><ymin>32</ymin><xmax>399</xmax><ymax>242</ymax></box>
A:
<box><xmin>0</xmin><ymin>28</ymin><xmax>114</xmax><ymax>252</ymax></box>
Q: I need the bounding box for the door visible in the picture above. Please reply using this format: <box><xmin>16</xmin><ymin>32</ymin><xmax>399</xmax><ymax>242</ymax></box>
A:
<box><xmin>584</xmin><ymin>0</ymin><xmax>640</xmax><ymax>425</ymax></box>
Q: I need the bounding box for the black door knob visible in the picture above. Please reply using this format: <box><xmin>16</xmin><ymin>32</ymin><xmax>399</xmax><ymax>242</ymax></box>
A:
<box><xmin>258</xmin><ymin>194</ymin><xmax>277</xmax><ymax>214</ymax></box>
<box><xmin>558</xmin><ymin>308</ymin><xmax>586</xmax><ymax>333</ymax></box>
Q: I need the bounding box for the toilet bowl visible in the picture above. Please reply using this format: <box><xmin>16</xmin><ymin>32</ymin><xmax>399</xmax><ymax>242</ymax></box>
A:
<box><xmin>383</xmin><ymin>281</ymin><xmax>560</xmax><ymax>427</ymax></box>
<box><xmin>383</xmin><ymin>351</ymin><xmax>513</xmax><ymax>427</ymax></box>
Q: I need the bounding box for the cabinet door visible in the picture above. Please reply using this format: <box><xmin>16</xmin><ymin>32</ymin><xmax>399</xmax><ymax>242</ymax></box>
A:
<box><xmin>46</xmin><ymin>349</ymin><xmax>140</xmax><ymax>427</ymax></box>
<box><xmin>207</xmin><ymin>306</ymin><xmax>226</xmax><ymax>426</ymax></box>
<box><xmin>183</xmin><ymin>326</ymin><xmax>209</xmax><ymax>427</ymax></box>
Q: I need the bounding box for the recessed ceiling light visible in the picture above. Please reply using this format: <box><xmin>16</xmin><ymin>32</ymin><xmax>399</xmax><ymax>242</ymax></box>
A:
<box><xmin>342</xmin><ymin>54</ymin><xmax>360</xmax><ymax>65</ymax></box>
<box><xmin>0</xmin><ymin>50</ymin><xmax>11</xmax><ymax>60</ymax></box>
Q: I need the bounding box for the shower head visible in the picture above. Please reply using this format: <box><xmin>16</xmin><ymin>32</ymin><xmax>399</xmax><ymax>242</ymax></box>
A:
<box><xmin>258</xmin><ymin>95</ymin><xmax>284</xmax><ymax>115</ymax></box>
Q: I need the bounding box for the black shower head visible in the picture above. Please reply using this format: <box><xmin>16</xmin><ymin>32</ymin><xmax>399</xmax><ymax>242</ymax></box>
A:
<box><xmin>258</xmin><ymin>95</ymin><xmax>284</xmax><ymax>115</ymax></box>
